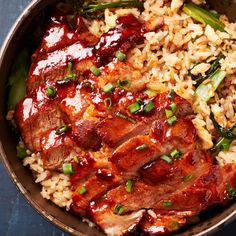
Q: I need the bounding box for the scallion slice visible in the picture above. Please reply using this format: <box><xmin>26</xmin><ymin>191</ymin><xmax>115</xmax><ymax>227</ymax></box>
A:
<box><xmin>165</xmin><ymin>109</ymin><xmax>173</xmax><ymax>119</ymax></box>
<box><xmin>160</xmin><ymin>155</ymin><xmax>172</xmax><ymax>164</ymax></box>
<box><xmin>104</xmin><ymin>97</ymin><xmax>112</xmax><ymax>109</ymax></box>
<box><xmin>64</xmin><ymin>73</ymin><xmax>75</xmax><ymax>81</ymax></box>
<box><xmin>103</xmin><ymin>83</ymin><xmax>114</xmax><ymax>93</ymax></box>
<box><xmin>79</xmin><ymin>186</ymin><xmax>87</xmax><ymax>195</ymax></box>
<box><xmin>143</xmin><ymin>89</ymin><xmax>158</xmax><ymax>98</ymax></box>
<box><xmin>116</xmin><ymin>112</ymin><xmax>136</xmax><ymax>124</ymax></box>
<box><xmin>113</xmin><ymin>203</ymin><xmax>124</xmax><ymax>215</ymax></box>
<box><xmin>136</xmin><ymin>144</ymin><xmax>149</xmax><ymax>151</ymax></box>
<box><xmin>167</xmin><ymin>116</ymin><xmax>177</xmax><ymax>125</ymax></box>
<box><xmin>62</xmin><ymin>163</ymin><xmax>73</xmax><ymax>175</ymax></box>
<box><xmin>182</xmin><ymin>173</ymin><xmax>193</xmax><ymax>182</ymax></box>
<box><xmin>170</xmin><ymin>149</ymin><xmax>181</xmax><ymax>159</ymax></box>
<box><xmin>162</xmin><ymin>200</ymin><xmax>172</xmax><ymax>207</ymax></box>
<box><xmin>90</xmin><ymin>65</ymin><xmax>101</xmax><ymax>76</ymax></box>
<box><xmin>45</xmin><ymin>86</ymin><xmax>56</xmax><ymax>98</ymax></box>
<box><xmin>226</xmin><ymin>183</ymin><xmax>236</xmax><ymax>198</ymax></box>
<box><xmin>167</xmin><ymin>221</ymin><xmax>180</xmax><ymax>232</ymax></box>
<box><xmin>170</xmin><ymin>103</ymin><xmax>177</xmax><ymax>111</ymax></box>
<box><xmin>143</xmin><ymin>101</ymin><xmax>155</xmax><ymax>113</ymax></box>
<box><xmin>56</xmin><ymin>125</ymin><xmax>68</xmax><ymax>135</ymax></box>
<box><xmin>115</xmin><ymin>50</ymin><xmax>126</xmax><ymax>61</ymax></box>
<box><xmin>117</xmin><ymin>80</ymin><xmax>131</xmax><ymax>89</ymax></box>
<box><xmin>125</xmin><ymin>179</ymin><xmax>133</xmax><ymax>193</ymax></box>
<box><xmin>82</xmin><ymin>81</ymin><xmax>94</xmax><ymax>91</ymax></box>
<box><xmin>16</xmin><ymin>145</ymin><xmax>27</xmax><ymax>159</ymax></box>
<box><xmin>128</xmin><ymin>102</ymin><xmax>140</xmax><ymax>114</ymax></box>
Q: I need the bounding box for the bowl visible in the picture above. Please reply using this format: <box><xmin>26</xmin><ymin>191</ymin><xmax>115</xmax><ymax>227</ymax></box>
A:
<box><xmin>0</xmin><ymin>0</ymin><xmax>236</xmax><ymax>235</ymax></box>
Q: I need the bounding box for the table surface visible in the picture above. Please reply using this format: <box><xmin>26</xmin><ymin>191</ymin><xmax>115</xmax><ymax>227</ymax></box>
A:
<box><xmin>0</xmin><ymin>1</ymin><xmax>236</xmax><ymax>235</ymax></box>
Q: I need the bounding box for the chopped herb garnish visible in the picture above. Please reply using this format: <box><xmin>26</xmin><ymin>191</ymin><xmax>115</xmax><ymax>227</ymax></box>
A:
<box><xmin>45</xmin><ymin>86</ymin><xmax>56</xmax><ymax>98</ymax></box>
<box><xmin>170</xmin><ymin>103</ymin><xmax>177</xmax><ymax>111</ymax></box>
<box><xmin>128</xmin><ymin>101</ymin><xmax>140</xmax><ymax>114</ymax></box>
<box><xmin>73</xmin><ymin>156</ymin><xmax>79</xmax><ymax>163</ymax></box>
<box><xmin>160</xmin><ymin>155</ymin><xmax>172</xmax><ymax>164</ymax></box>
<box><xmin>170</xmin><ymin>149</ymin><xmax>181</xmax><ymax>159</ymax></box>
<box><xmin>79</xmin><ymin>186</ymin><xmax>87</xmax><ymax>195</ymax></box>
<box><xmin>183</xmin><ymin>3</ymin><xmax>226</xmax><ymax>32</ymax></box>
<box><xmin>210</xmin><ymin>112</ymin><xmax>236</xmax><ymax>139</ymax></box>
<box><xmin>226</xmin><ymin>183</ymin><xmax>236</xmax><ymax>198</ymax></box>
<box><xmin>125</xmin><ymin>179</ymin><xmax>133</xmax><ymax>193</ymax></box>
<box><xmin>103</xmin><ymin>83</ymin><xmax>114</xmax><ymax>93</ymax></box>
<box><xmin>115</xmin><ymin>50</ymin><xmax>126</xmax><ymax>61</ymax></box>
<box><xmin>167</xmin><ymin>115</ymin><xmax>177</xmax><ymax>125</ymax></box>
<box><xmin>64</xmin><ymin>74</ymin><xmax>75</xmax><ymax>81</ymax></box>
<box><xmin>104</xmin><ymin>97</ymin><xmax>112</xmax><ymax>109</ymax></box>
<box><xmin>56</xmin><ymin>125</ymin><xmax>68</xmax><ymax>135</ymax></box>
<box><xmin>67</xmin><ymin>61</ymin><xmax>73</xmax><ymax>72</ymax></box>
<box><xmin>117</xmin><ymin>80</ymin><xmax>131</xmax><ymax>89</ymax></box>
<box><xmin>90</xmin><ymin>65</ymin><xmax>101</xmax><ymax>76</ymax></box>
<box><xmin>62</xmin><ymin>163</ymin><xmax>73</xmax><ymax>175</ymax></box>
<box><xmin>113</xmin><ymin>203</ymin><xmax>125</xmax><ymax>215</ymax></box>
<box><xmin>82</xmin><ymin>81</ymin><xmax>94</xmax><ymax>91</ymax></box>
<box><xmin>136</xmin><ymin>144</ymin><xmax>149</xmax><ymax>151</ymax></box>
<box><xmin>182</xmin><ymin>173</ymin><xmax>193</xmax><ymax>182</ymax></box>
<box><xmin>165</xmin><ymin>109</ymin><xmax>173</xmax><ymax>119</ymax></box>
<box><xmin>162</xmin><ymin>200</ymin><xmax>172</xmax><ymax>207</ymax></box>
<box><xmin>143</xmin><ymin>89</ymin><xmax>157</xmax><ymax>98</ymax></box>
<box><xmin>167</xmin><ymin>221</ymin><xmax>180</xmax><ymax>232</ymax></box>
<box><xmin>167</xmin><ymin>89</ymin><xmax>175</xmax><ymax>100</ymax></box>
<box><xmin>16</xmin><ymin>145</ymin><xmax>27</xmax><ymax>159</ymax></box>
<box><xmin>116</xmin><ymin>112</ymin><xmax>136</xmax><ymax>124</ymax></box>
<box><xmin>143</xmin><ymin>101</ymin><xmax>155</xmax><ymax>113</ymax></box>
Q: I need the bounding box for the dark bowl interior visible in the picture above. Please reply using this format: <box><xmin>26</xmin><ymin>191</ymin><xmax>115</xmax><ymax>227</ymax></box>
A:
<box><xmin>1</xmin><ymin>0</ymin><xmax>236</xmax><ymax>235</ymax></box>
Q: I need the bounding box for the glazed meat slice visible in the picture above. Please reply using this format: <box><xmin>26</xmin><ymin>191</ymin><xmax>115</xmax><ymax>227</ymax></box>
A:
<box><xmin>110</xmin><ymin>117</ymin><xmax>196</xmax><ymax>176</ymax></box>
<box><xmin>28</xmin><ymin>41</ymin><xmax>95</xmax><ymax>91</ymax></box>
<box><xmin>89</xmin><ymin>150</ymin><xmax>212</xmax><ymax>235</ymax></box>
<box><xmin>40</xmin><ymin>128</ymin><xmax>80</xmax><ymax>170</ymax></box>
<box><xmin>28</xmin><ymin>14</ymin><xmax>145</xmax><ymax>91</ymax></box>
<box><xmin>140</xmin><ymin>164</ymin><xmax>236</xmax><ymax>235</ymax></box>
<box><xmin>15</xmin><ymin>81</ymin><xmax>76</xmax><ymax>151</ymax></box>
<box><xmin>96</xmin><ymin>92</ymin><xmax>193</xmax><ymax>148</ymax></box>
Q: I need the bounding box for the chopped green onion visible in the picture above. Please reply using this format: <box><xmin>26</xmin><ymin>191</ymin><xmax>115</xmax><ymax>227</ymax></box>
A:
<box><xmin>16</xmin><ymin>145</ymin><xmax>27</xmax><ymax>159</ymax></box>
<box><xmin>183</xmin><ymin>3</ymin><xmax>225</xmax><ymax>32</ymax></box>
<box><xmin>104</xmin><ymin>98</ymin><xmax>112</xmax><ymax>109</ymax></box>
<box><xmin>64</xmin><ymin>73</ymin><xmax>75</xmax><ymax>81</ymax></box>
<box><xmin>136</xmin><ymin>98</ymin><xmax>142</xmax><ymax>104</ymax></box>
<box><xmin>210</xmin><ymin>112</ymin><xmax>236</xmax><ymax>139</ymax></box>
<box><xmin>167</xmin><ymin>221</ymin><xmax>180</xmax><ymax>232</ymax></box>
<box><xmin>160</xmin><ymin>155</ymin><xmax>172</xmax><ymax>164</ymax></box>
<box><xmin>162</xmin><ymin>200</ymin><xmax>172</xmax><ymax>207</ymax></box>
<box><xmin>170</xmin><ymin>149</ymin><xmax>181</xmax><ymax>159</ymax></box>
<box><xmin>67</xmin><ymin>61</ymin><xmax>73</xmax><ymax>72</ymax></box>
<box><xmin>125</xmin><ymin>179</ymin><xmax>133</xmax><ymax>193</ymax></box>
<box><xmin>220</xmin><ymin>138</ymin><xmax>231</xmax><ymax>151</ymax></box>
<box><xmin>115</xmin><ymin>50</ymin><xmax>126</xmax><ymax>61</ymax></box>
<box><xmin>182</xmin><ymin>173</ymin><xmax>193</xmax><ymax>182</ymax></box>
<box><xmin>136</xmin><ymin>144</ymin><xmax>149</xmax><ymax>151</ymax></box>
<box><xmin>62</xmin><ymin>163</ymin><xmax>73</xmax><ymax>175</ymax></box>
<box><xmin>45</xmin><ymin>86</ymin><xmax>56</xmax><ymax>98</ymax></box>
<box><xmin>128</xmin><ymin>102</ymin><xmax>140</xmax><ymax>114</ymax></box>
<box><xmin>167</xmin><ymin>89</ymin><xmax>175</xmax><ymax>100</ymax></box>
<box><xmin>143</xmin><ymin>101</ymin><xmax>155</xmax><ymax>113</ymax></box>
<box><xmin>170</xmin><ymin>103</ymin><xmax>177</xmax><ymax>111</ymax></box>
<box><xmin>226</xmin><ymin>183</ymin><xmax>236</xmax><ymax>198</ymax></box>
<box><xmin>167</xmin><ymin>116</ymin><xmax>177</xmax><ymax>125</ymax></box>
<box><xmin>56</xmin><ymin>125</ymin><xmax>68</xmax><ymax>135</ymax></box>
<box><xmin>79</xmin><ymin>186</ymin><xmax>87</xmax><ymax>195</ymax></box>
<box><xmin>113</xmin><ymin>203</ymin><xmax>124</xmax><ymax>215</ymax></box>
<box><xmin>103</xmin><ymin>83</ymin><xmax>114</xmax><ymax>93</ymax></box>
<box><xmin>116</xmin><ymin>112</ymin><xmax>136</xmax><ymax>124</ymax></box>
<box><xmin>117</xmin><ymin>80</ymin><xmax>131</xmax><ymax>89</ymax></box>
<box><xmin>90</xmin><ymin>65</ymin><xmax>101</xmax><ymax>76</ymax></box>
<box><xmin>73</xmin><ymin>156</ymin><xmax>79</xmax><ymax>163</ymax></box>
<box><xmin>165</xmin><ymin>109</ymin><xmax>173</xmax><ymax>119</ymax></box>
<box><xmin>82</xmin><ymin>81</ymin><xmax>94</xmax><ymax>91</ymax></box>
<box><xmin>143</xmin><ymin>89</ymin><xmax>157</xmax><ymax>98</ymax></box>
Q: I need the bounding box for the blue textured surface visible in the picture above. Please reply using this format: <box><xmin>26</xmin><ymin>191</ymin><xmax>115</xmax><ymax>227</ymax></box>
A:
<box><xmin>0</xmin><ymin>0</ymin><xmax>236</xmax><ymax>235</ymax></box>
